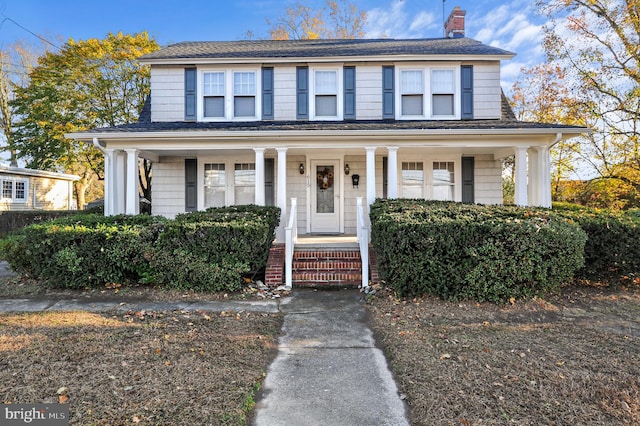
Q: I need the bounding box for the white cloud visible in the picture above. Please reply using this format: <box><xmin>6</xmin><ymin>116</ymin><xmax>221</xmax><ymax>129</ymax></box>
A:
<box><xmin>365</xmin><ymin>0</ymin><xmax>437</xmax><ymax>39</ymax></box>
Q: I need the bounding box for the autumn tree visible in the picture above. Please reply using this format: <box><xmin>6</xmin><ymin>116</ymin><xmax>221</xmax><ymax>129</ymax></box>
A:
<box><xmin>11</xmin><ymin>32</ymin><xmax>158</xmax><ymax>208</ymax></box>
<box><xmin>510</xmin><ymin>64</ymin><xmax>586</xmax><ymax>199</ymax></box>
<box><xmin>538</xmin><ymin>0</ymin><xmax>640</xmax><ymax>208</ymax></box>
<box><xmin>268</xmin><ymin>0</ymin><xmax>367</xmax><ymax>40</ymax></box>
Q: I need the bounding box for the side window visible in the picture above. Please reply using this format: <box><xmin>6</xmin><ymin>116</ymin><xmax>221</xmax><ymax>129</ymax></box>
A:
<box><xmin>400</xmin><ymin>70</ymin><xmax>424</xmax><ymax>116</ymax></box>
<box><xmin>234</xmin><ymin>163</ymin><xmax>256</xmax><ymax>205</ymax></box>
<box><xmin>204</xmin><ymin>163</ymin><xmax>226</xmax><ymax>208</ymax></box>
<box><xmin>203</xmin><ymin>72</ymin><xmax>225</xmax><ymax>118</ymax></box>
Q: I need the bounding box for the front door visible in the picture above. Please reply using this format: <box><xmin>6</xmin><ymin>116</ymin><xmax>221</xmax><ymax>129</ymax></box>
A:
<box><xmin>311</xmin><ymin>160</ymin><xmax>341</xmax><ymax>233</ymax></box>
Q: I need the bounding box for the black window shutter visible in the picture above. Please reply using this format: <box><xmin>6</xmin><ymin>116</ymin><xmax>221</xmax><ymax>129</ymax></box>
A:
<box><xmin>296</xmin><ymin>66</ymin><xmax>309</xmax><ymax>119</ymax></box>
<box><xmin>461</xmin><ymin>65</ymin><xmax>473</xmax><ymax>120</ymax></box>
<box><xmin>344</xmin><ymin>66</ymin><xmax>356</xmax><ymax>120</ymax></box>
<box><xmin>265</xmin><ymin>158</ymin><xmax>275</xmax><ymax>206</ymax></box>
<box><xmin>382</xmin><ymin>66</ymin><xmax>394</xmax><ymax>119</ymax></box>
<box><xmin>462</xmin><ymin>156</ymin><xmax>474</xmax><ymax>203</ymax></box>
<box><xmin>185</xmin><ymin>68</ymin><xmax>197</xmax><ymax>121</ymax></box>
<box><xmin>262</xmin><ymin>67</ymin><xmax>274</xmax><ymax>120</ymax></box>
<box><xmin>185</xmin><ymin>159</ymin><xmax>197</xmax><ymax>212</ymax></box>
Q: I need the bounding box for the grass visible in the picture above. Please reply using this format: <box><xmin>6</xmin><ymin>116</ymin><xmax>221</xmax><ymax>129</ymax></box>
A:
<box><xmin>367</xmin><ymin>283</ymin><xmax>640</xmax><ymax>425</ymax></box>
<box><xmin>0</xmin><ymin>309</ymin><xmax>282</xmax><ymax>425</ymax></box>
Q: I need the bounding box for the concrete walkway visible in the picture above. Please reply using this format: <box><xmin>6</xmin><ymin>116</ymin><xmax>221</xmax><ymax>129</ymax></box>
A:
<box><xmin>253</xmin><ymin>289</ymin><xmax>409</xmax><ymax>426</ymax></box>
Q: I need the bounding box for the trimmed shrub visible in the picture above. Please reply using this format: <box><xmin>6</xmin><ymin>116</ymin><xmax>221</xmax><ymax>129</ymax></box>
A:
<box><xmin>370</xmin><ymin>200</ymin><xmax>587</xmax><ymax>302</ymax></box>
<box><xmin>552</xmin><ymin>203</ymin><xmax>640</xmax><ymax>280</ymax></box>
<box><xmin>0</xmin><ymin>205</ymin><xmax>280</xmax><ymax>293</ymax></box>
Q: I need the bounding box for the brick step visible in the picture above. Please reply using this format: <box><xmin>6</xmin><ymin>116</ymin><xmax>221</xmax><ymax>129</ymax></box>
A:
<box><xmin>293</xmin><ymin>250</ymin><xmax>361</xmax><ymax>261</ymax></box>
<box><xmin>292</xmin><ymin>259</ymin><xmax>362</xmax><ymax>272</ymax></box>
<box><xmin>292</xmin><ymin>271</ymin><xmax>362</xmax><ymax>288</ymax></box>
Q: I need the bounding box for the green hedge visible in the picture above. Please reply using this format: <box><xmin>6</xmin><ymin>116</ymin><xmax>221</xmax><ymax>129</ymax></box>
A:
<box><xmin>552</xmin><ymin>203</ymin><xmax>640</xmax><ymax>280</ymax></box>
<box><xmin>370</xmin><ymin>200</ymin><xmax>587</xmax><ymax>302</ymax></box>
<box><xmin>0</xmin><ymin>205</ymin><xmax>280</xmax><ymax>292</ymax></box>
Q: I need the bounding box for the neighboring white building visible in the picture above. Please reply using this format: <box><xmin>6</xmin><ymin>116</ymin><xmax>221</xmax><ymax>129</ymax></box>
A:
<box><xmin>67</xmin><ymin>8</ymin><xmax>589</xmax><ymax>240</ymax></box>
<box><xmin>0</xmin><ymin>164</ymin><xmax>79</xmax><ymax>211</ymax></box>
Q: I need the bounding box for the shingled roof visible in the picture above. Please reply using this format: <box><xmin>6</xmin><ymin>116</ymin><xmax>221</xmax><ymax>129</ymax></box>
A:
<box><xmin>140</xmin><ymin>37</ymin><xmax>515</xmax><ymax>62</ymax></box>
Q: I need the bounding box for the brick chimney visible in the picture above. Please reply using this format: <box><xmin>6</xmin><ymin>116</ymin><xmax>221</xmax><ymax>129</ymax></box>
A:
<box><xmin>444</xmin><ymin>6</ymin><xmax>466</xmax><ymax>38</ymax></box>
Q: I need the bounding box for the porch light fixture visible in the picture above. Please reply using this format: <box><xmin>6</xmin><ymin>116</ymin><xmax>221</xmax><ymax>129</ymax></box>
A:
<box><xmin>299</xmin><ymin>163</ymin><xmax>305</xmax><ymax>174</ymax></box>
<box><xmin>344</xmin><ymin>164</ymin><xmax>350</xmax><ymax>175</ymax></box>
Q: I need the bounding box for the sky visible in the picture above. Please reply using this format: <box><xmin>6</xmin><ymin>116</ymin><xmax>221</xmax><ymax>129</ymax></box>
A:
<box><xmin>0</xmin><ymin>0</ymin><xmax>549</xmax><ymax>88</ymax></box>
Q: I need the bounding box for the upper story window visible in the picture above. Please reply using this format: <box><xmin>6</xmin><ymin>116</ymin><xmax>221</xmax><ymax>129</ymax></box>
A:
<box><xmin>1</xmin><ymin>178</ymin><xmax>28</xmax><ymax>203</ymax></box>
<box><xmin>233</xmin><ymin>72</ymin><xmax>256</xmax><ymax>117</ymax></box>
<box><xmin>400</xmin><ymin>70</ymin><xmax>424</xmax><ymax>116</ymax></box>
<box><xmin>203</xmin><ymin>72</ymin><xmax>225</xmax><ymax>118</ymax></box>
<box><xmin>199</xmin><ymin>68</ymin><xmax>260</xmax><ymax>121</ymax></box>
<box><xmin>396</xmin><ymin>66</ymin><xmax>460</xmax><ymax>120</ymax></box>
<box><xmin>309</xmin><ymin>68</ymin><xmax>342</xmax><ymax>120</ymax></box>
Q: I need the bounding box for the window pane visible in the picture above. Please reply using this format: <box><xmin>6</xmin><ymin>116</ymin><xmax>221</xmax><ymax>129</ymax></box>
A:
<box><xmin>401</xmin><ymin>162</ymin><xmax>424</xmax><ymax>198</ymax></box>
<box><xmin>204</xmin><ymin>72</ymin><xmax>224</xmax><ymax>95</ymax></box>
<box><xmin>316</xmin><ymin>165</ymin><xmax>335</xmax><ymax>213</ymax></box>
<box><xmin>234</xmin><ymin>72</ymin><xmax>256</xmax><ymax>95</ymax></box>
<box><xmin>431</xmin><ymin>70</ymin><xmax>454</xmax><ymax>93</ymax></box>
<box><xmin>234</xmin><ymin>96</ymin><xmax>255</xmax><ymax>117</ymax></box>
<box><xmin>401</xmin><ymin>70</ymin><xmax>423</xmax><ymax>94</ymax></box>
<box><xmin>433</xmin><ymin>162</ymin><xmax>454</xmax><ymax>201</ymax></box>
<box><xmin>204</xmin><ymin>163</ymin><xmax>226</xmax><ymax>208</ymax></box>
<box><xmin>2</xmin><ymin>181</ymin><xmax>12</xmax><ymax>199</ymax></box>
<box><xmin>315</xmin><ymin>95</ymin><xmax>337</xmax><ymax>116</ymax></box>
<box><xmin>433</xmin><ymin>94</ymin><xmax>454</xmax><ymax>116</ymax></box>
<box><xmin>402</xmin><ymin>94</ymin><xmax>423</xmax><ymax>115</ymax></box>
<box><xmin>315</xmin><ymin>71</ymin><xmax>337</xmax><ymax>94</ymax></box>
<box><xmin>204</xmin><ymin>96</ymin><xmax>225</xmax><ymax>117</ymax></box>
<box><xmin>234</xmin><ymin>163</ymin><xmax>255</xmax><ymax>205</ymax></box>
<box><xmin>15</xmin><ymin>181</ymin><xmax>25</xmax><ymax>200</ymax></box>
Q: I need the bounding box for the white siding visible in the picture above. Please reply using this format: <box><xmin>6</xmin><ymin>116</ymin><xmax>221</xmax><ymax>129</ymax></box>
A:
<box><xmin>472</xmin><ymin>63</ymin><xmax>502</xmax><ymax>120</ymax></box>
<box><xmin>343</xmin><ymin>155</ymin><xmax>367</xmax><ymax>234</ymax></box>
<box><xmin>150</xmin><ymin>67</ymin><xmax>184</xmax><ymax>122</ymax></box>
<box><xmin>151</xmin><ymin>158</ymin><xmax>185</xmax><ymax>218</ymax></box>
<box><xmin>474</xmin><ymin>154</ymin><xmax>502</xmax><ymax>204</ymax></box>
<box><xmin>355</xmin><ymin>67</ymin><xmax>383</xmax><ymax>120</ymax></box>
<box><xmin>286</xmin><ymin>155</ymin><xmax>308</xmax><ymax>234</ymax></box>
<box><xmin>274</xmin><ymin>67</ymin><xmax>297</xmax><ymax>121</ymax></box>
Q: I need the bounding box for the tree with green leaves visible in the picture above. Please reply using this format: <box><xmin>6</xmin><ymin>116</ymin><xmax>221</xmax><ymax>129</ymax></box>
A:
<box><xmin>11</xmin><ymin>32</ymin><xmax>158</xmax><ymax>208</ymax></box>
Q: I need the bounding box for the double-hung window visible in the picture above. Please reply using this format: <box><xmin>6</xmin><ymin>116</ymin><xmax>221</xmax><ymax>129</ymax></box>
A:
<box><xmin>401</xmin><ymin>162</ymin><xmax>424</xmax><ymax>198</ymax></box>
<box><xmin>400</xmin><ymin>70</ymin><xmax>424</xmax><ymax>117</ymax></box>
<box><xmin>431</xmin><ymin>69</ymin><xmax>455</xmax><ymax>116</ymax></box>
<box><xmin>432</xmin><ymin>161</ymin><xmax>455</xmax><ymax>200</ymax></box>
<box><xmin>233</xmin><ymin>72</ymin><xmax>256</xmax><ymax>118</ymax></box>
<box><xmin>234</xmin><ymin>163</ymin><xmax>256</xmax><ymax>205</ymax></box>
<box><xmin>203</xmin><ymin>72</ymin><xmax>225</xmax><ymax>118</ymax></box>
<box><xmin>314</xmin><ymin>70</ymin><xmax>338</xmax><ymax>118</ymax></box>
<box><xmin>204</xmin><ymin>163</ymin><xmax>226</xmax><ymax>208</ymax></box>
<box><xmin>0</xmin><ymin>178</ymin><xmax>28</xmax><ymax>203</ymax></box>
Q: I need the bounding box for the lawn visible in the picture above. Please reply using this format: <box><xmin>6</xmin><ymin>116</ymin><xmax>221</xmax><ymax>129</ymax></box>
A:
<box><xmin>0</xmin><ymin>309</ymin><xmax>282</xmax><ymax>425</ymax></box>
<box><xmin>367</xmin><ymin>284</ymin><xmax>640</xmax><ymax>425</ymax></box>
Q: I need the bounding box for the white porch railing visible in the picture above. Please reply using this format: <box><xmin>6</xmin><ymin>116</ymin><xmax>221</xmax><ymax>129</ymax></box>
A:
<box><xmin>356</xmin><ymin>197</ymin><xmax>370</xmax><ymax>290</ymax></box>
<box><xmin>284</xmin><ymin>198</ymin><xmax>298</xmax><ymax>290</ymax></box>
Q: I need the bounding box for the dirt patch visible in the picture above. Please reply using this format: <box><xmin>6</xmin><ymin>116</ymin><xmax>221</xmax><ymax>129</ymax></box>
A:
<box><xmin>0</xmin><ymin>309</ymin><xmax>283</xmax><ymax>425</ymax></box>
<box><xmin>366</xmin><ymin>284</ymin><xmax>640</xmax><ymax>425</ymax></box>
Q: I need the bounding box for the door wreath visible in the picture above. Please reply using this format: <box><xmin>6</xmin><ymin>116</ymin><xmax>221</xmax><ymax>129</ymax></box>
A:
<box><xmin>316</xmin><ymin>168</ymin><xmax>334</xmax><ymax>190</ymax></box>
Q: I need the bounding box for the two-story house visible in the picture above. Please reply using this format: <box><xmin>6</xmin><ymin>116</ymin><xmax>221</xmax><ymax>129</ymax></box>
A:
<box><xmin>68</xmin><ymin>8</ymin><xmax>588</xmax><ymax>241</ymax></box>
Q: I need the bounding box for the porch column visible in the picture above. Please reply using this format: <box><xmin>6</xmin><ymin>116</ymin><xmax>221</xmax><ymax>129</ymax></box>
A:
<box><xmin>387</xmin><ymin>146</ymin><xmax>398</xmax><ymax>199</ymax></box>
<box><xmin>113</xmin><ymin>150</ymin><xmax>126</xmax><ymax>214</ymax></box>
<box><xmin>539</xmin><ymin>146</ymin><xmax>552</xmax><ymax>208</ymax></box>
<box><xmin>365</xmin><ymin>147</ymin><xmax>377</xmax><ymax>209</ymax></box>
<box><xmin>125</xmin><ymin>149</ymin><xmax>139</xmax><ymax>215</ymax></box>
<box><xmin>514</xmin><ymin>147</ymin><xmax>528</xmax><ymax>206</ymax></box>
<box><xmin>527</xmin><ymin>148</ymin><xmax>540</xmax><ymax>206</ymax></box>
<box><xmin>254</xmin><ymin>148</ymin><xmax>266</xmax><ymax>206</ymax></box>
<box><xmin>103</xmin><ymin>148</ymin><xmax>114</xmax><ymax>216</ymax></box>
<box><xmin>276</xmin><ymin>148</ymin><xmax>288</xmax><ymax>241</ymax></box>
